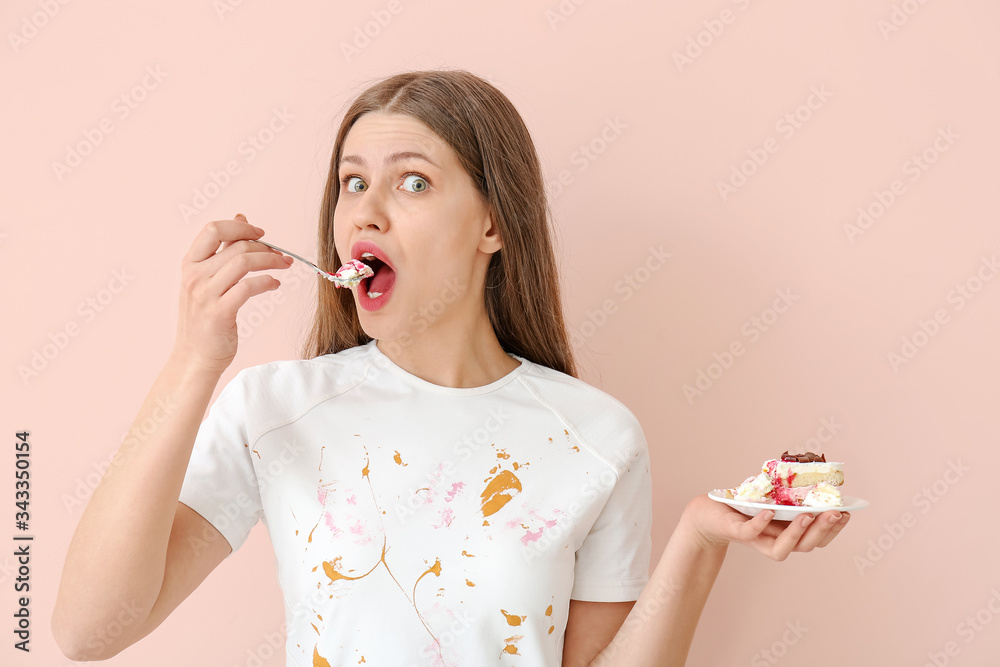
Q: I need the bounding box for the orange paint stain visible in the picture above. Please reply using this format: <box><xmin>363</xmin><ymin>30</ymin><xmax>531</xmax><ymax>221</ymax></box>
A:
<box><xmin>308</xmin><ymin>522</ymin><xmax>319</xmax><ymax>543</ymax></box>
<box><xmin>251</xmin><ymin>447</ymin><xmax>261</xmax><ymax>459</ymax></box>
<box><xmin>495</xmin><ymin>449</ymin><xmax>510</xmax><ymax>460</ymax></box>
<box><xmin>361</xmin><ymin>458</ymin><xmax>370</xmax><ymax>478</ymax></box>
<box><xmin>462</xmin><ymin>550</ymin><xmax>475</xmax><ymax>557</ymax></box>
<box><xmin>410</xmin><ymin>558</ymin><xmax>444</xmax><ymax>603</ymax></box>
<box><xmin>545</xmin><ymin>604</ymin><xmax>553</xmax><ymax>616</ymax></box>
<box><xmin>313</xmin><ymin>645</ymin><xmax>331</xmax><ymax>667</ymax></box>
<box><xmin>489</xmin><ymin>465</ymin><xmax>499</xmax><ymax>474</ymax></box>
<box><xmin>322</xmin><ymin>555</ymin><xmax>380</xmax><ymax>583</ymax></box>
<box><xmin>548</xmin><ymin>437</ymin><xmax>553</xmax><ymax>442</ymax></box>
<box><xmin>393</xmin><ymin>450</ymin><xmax>408</xmax><ymax>466</ymax></box>
<box><xmin>500</xmin><ymin>609</ymin><xmax>526</xmax><ymax>626</ymax></box>
<box><xmin>512</xmin><ymin>462</ymin><xmax>520</xmax><ymax>470</ymax></box>
<box><xmin>480</xmin><ymin>470</ymin><xmax>522</xmax><ymax>517</ymax></box>
<box><xmin>483</xmin><ymin>520</ymin><xmax>490</xmax><ymax>526</ymax></box>
<box><xmin>318</xmin><ymin>445</ymin><xmax>325</xmax><ymax>471</ymax></box>
<box><xmin>548</xmin><ymin>625</ymin><xmax>555</xmax><ymax>634</ymax></box>
<box><xmin>501</xmin><ymin>635</ymin><xmax>524</xmax><ymax>656</ymax></box>
<box><xmin>466</xmin><ymin>579</ymin><xmax>476</xmax><ymax>587</ymax></box>
<box><xmin>310</xmin><ymin>622</ymin><xmax>319</xmax><ymax>635</ymax></box>
<box><xmin>571</xmin><ymin>445</ymin><xmax>580</xmax><ymax>452</ymax></box>
<box><xmin>359</xmin><ymin>658</ymin><xmax>366</xmax><ymax>664</ymax></box>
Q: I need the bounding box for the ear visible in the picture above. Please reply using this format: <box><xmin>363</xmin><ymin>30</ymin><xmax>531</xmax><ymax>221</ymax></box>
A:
<box><xmin>477</xmin><ymin>209</ymin><xmax>503</xmax><ymax>255</ymax></box>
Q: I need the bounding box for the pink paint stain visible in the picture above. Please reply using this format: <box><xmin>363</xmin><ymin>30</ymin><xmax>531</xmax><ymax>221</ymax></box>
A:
<box><xmin>345</xmin><ymin>518</ymin><xmax>374</xmax><ymax>545</ymax></box>
<box><xmin>346</xmin><ymin>494</ymin><xmax>357</xmax><ymax>505</ymax></box>
<box><xmin>521</xmin><ymin>528</ymin><xmax>545</xmax><ymax>544</ymax></box>
<box><xmin>527</xmin><ymin>508</ymin><xmax>558</xmax><ymax>529</ymax></box>
<box><xmin>323</xmin><ymin>512</ymin><xmax>343</xmax><ymax>536</ymax></box>
<box><xmin>444</xmin><ymin>482</ymin><xmax>465</xmax><ymax>502</ymax></box>
<box><xmin>434</xmin><ymin>508</ymin><xmax>455</xmax><ymax>529</ymax></box>
<box><xmin>317</xmin><ymin>487</ymin><xmax>328</xmax><ymax>505</ymax></box>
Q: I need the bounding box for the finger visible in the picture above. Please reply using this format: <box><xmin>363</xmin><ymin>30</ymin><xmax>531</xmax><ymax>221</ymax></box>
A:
<box><xmin>791</xmin><ymin>511</ymin><xmax>842</xmax><ymax>552</ymax></box>
<box><xmin>815</xmin><ymin>512</ymin><xmax>851</xmax><ymax>549</ymax></box>
<box><xmin>205</xmin><ymin>249</ymin><xmax>293</xmax><ymax>300</ymax></box>
<box><xmin>770</xmin><ymin>513</ymin><xmax>815</xmax><ymax>560</ymax></box>
<box><xmin>215</xmin><ymin>274</ymin><xmax>284</xmax><ymax>319</ymax></box>
<box><xmin>185</xmin><ymin>217</ymin><xmax>265</xmax><ymax>263</ymax></box>
<box><xmin>735</xmin><ymin>509</ymin><xmax>776</xmax><ymax>542</ymax></box>
<box><xmin>210</xmin><ymin>238</ymin><xmax>286</xmax><ymax>271</ymax></box>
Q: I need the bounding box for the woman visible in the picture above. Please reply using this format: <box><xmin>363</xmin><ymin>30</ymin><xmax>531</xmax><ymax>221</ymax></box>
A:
<box><xmin>53</xmin><ymin>70</ymin><xmax>850</xmax><ymax>666</ymax></box>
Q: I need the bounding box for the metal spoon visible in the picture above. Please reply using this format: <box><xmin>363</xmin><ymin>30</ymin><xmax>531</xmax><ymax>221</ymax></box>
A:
<box><xmin>252</xmin><ymin>239</ymin><xmax>370</xmax><ymax>287</ymax></box>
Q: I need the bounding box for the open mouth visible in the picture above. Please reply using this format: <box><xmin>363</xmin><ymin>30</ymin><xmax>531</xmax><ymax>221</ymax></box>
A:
<box><xmin>352</xmin><ymin>246</ymin><xmax>396</xmax><ymax>309</ymax></box>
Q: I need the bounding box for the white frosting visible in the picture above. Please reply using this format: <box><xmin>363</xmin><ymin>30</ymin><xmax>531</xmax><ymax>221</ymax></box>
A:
<box><xmin>767</xmin><ymin>459</ymin><xmax>844</xmax><ymax>475</ymax></box>
<box><xmin>733</xmin><ymin>472</ymin><xmax>773</xmax><ymax>502</ymax></box>
<box><xmin>802</xmin><ymin>482</ymin><xmax>843</xmax><ymax>507</ymax></box>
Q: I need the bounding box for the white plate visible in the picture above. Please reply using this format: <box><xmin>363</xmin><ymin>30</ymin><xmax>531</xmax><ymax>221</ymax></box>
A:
<box><xmin>707</xmin><ymin>490</ymin><xmax>869</xmax><ymax>521</ymax></box>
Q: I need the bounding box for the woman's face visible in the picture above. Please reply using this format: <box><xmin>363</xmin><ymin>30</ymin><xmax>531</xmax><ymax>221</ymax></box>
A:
<box><xmin>333</xmin><ymin>112</ymin><xmax>500</xmax><ymax>342</ymax></box>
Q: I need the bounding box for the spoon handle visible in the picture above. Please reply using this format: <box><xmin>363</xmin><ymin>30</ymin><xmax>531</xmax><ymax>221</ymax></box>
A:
<box><xmin>253</xmin><ymin>239</ymin><xmax>329</xmax><ymax>277</ymax></box>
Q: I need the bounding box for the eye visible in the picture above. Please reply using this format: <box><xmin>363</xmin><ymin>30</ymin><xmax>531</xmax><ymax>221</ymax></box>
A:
<box><xmin>343</xmin><ymin>176</ymin><xmax>367</xmax><ymax>193</ymax></box>
<box><xmin>401</xmin><ymin>174</ymin><xmax>429</xmax><ymax>192</ymax></box>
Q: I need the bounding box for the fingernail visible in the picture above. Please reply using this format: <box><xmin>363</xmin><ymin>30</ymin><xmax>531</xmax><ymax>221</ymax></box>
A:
<box><xmin>284</xmin><ymin>256</ymin><xmax>294</xmax><ymax>264</ymax></box>
<box><xmin>253</xmin><ymin>226</ymin><xmax>265</xmax><ymax>236</ymax></box>
<box><xmin>829</xmin><ymin>512</ymin><xmax>842</xmax><ymax>523</ymax></box>
<box><xmin>236</xmin><ymin>213</ymin><xmax>247</xmax><ymax>221</ymax></box>
<box><xmin>802</xmin><ymin>515</ymin><xmax>815</xmax><ymax>526</ymax></box>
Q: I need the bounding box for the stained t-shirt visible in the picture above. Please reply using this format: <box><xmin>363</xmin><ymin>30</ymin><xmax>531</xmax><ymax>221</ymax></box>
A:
<box><xmin>178</xmin><ymin>340</ymin><xmax>652</xmax><ymax>666</ymax></box>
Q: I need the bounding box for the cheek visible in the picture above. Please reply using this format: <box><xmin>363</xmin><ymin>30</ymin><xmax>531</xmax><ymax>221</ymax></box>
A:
<box><xmin>331</xmin><ymin>217</ymin><xmax>350</xmax><ymax>259</ymax></box>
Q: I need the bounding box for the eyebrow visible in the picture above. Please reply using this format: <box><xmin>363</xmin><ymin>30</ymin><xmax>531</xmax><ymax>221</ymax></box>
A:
<box><xmin>339</xmin><ymin>151</ymin><xmax>439</xmax><ymax>170</ymax></box>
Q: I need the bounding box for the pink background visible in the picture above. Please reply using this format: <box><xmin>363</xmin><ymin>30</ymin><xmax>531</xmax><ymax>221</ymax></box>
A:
<box><xmin>3</xmin><ymin>1</ymin><xmax>999</xmax><ymax>665</ymax></box>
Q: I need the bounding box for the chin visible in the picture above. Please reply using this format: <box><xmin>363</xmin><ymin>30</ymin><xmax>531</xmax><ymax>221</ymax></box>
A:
<box><xmin>356</xmin><ymin>309</ymin><xmax>404</xmax><ymax>344</ymax></box>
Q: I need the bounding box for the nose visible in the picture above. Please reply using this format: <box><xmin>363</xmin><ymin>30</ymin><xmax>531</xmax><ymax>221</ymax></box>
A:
<box><xmin>350</xmin><ymin>183</ymin><xmax>390</xmax><ymax>233</ymax></box>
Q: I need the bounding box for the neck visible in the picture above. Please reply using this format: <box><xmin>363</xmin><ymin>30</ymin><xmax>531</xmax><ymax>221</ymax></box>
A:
<box><xmin>375</xmin><ymin>306</ymin><xmax>519</xmax><ymax>388</ymax></box>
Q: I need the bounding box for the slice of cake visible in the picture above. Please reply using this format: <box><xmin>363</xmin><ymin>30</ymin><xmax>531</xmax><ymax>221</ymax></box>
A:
<box><xmin>724</xmin><ymin>451</ymin><xmax>844</xmax><ymax>507</ymax></box>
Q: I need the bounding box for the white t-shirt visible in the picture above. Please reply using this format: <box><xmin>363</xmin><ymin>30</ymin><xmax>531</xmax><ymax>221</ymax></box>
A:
<box><xmin>179</xmin><ymin>340</ymin><xmax>651</xmax><ymax>667</ymax></box>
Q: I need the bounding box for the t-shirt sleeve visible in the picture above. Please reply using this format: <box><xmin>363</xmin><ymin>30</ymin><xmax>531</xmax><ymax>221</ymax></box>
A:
<box><xmin>178</xmin><ymin>368</ymin><xmax>264</xmax><ymax>556</ymax></box>
<box><xmin>571</xmin><ymin>415</ymin><xmax>652</xmax><ymax>602</ymax></box>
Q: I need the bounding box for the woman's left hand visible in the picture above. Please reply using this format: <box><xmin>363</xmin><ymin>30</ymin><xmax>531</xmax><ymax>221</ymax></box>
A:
<box><xmin>682</xmin><ymin>494</ymin><xmax>851</xmax><ymax>561</ymax></box>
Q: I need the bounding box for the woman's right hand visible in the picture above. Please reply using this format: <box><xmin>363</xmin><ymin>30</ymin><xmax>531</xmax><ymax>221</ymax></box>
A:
<box><xmin>171</xmin><ymin>214</ymin><xmax>294</xmax><ymax>375</ymax></box>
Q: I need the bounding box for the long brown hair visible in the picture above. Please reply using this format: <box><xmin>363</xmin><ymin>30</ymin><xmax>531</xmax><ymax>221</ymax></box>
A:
<box><xmin>303</xmin><ymin>69</ymin><xmax>576</xmax><ymax>377</ymax></box>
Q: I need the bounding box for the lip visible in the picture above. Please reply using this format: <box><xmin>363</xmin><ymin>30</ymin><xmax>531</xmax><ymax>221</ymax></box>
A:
<box><xmin>350</xmin><ymin>240</ymin><xmax>395</xmax><ymax>271</ymax></box>
<box><xmin>357</xmin><ymin>288</ymin><xmax>391</xmax><ymax>311</ymax></box>
<box><xmin>350</xmin><ymin>240</ymin><xmax>396</xmax><ymax>312</ymax></box>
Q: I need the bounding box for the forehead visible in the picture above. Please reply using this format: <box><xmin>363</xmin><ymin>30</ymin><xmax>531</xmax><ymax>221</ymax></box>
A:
<box><xmin>340</xmin><ymin>112</ymin><xmax>449</xmax><ymax>162</ymax></box>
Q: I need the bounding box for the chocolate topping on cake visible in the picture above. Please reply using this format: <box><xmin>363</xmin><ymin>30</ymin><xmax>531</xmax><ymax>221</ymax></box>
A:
<box><xmin>780</xmin><ymin>451</ymin><xmax>827</xmax><ymax>463</ymax></box>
